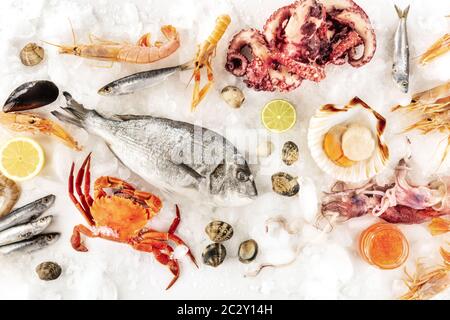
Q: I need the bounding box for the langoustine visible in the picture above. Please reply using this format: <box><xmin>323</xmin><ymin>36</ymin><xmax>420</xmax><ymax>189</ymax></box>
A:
<box><xmin>48</xmin><ymin>25</ymin><xmax>180</xmax><ymax>64</ymax></box>
<box><xmin>0</xmin><ymin>112</ymin><xmax>81</xmax><ymax>151</ymax></box>
<box><xmin>318</xmin><ymin>159</ymin><xmax>449</xmax><ymax>229</ymax></box>
<box><xmin>401</xmin><ymin>247</ymin><xmax>450</xmax><ymax>300</ymax></box>
<box><xmin>225</xmin><ymin>0</ymin><xmax>376</xmax><ymax>92</ymax></box>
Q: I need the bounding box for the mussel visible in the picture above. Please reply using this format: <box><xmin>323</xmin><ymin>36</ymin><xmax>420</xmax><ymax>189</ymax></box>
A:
<box><xmin>20</xmin><ymin>43</ymin><xmax>44</xmax><ymax>66</ymax></box>
<box><xmin>205</xmin><ymin>221</ymin><xmax>233</xmax><ymax>242</ymax></box>
<box><xmin>282</xmin><ymin>141</ymin><xmax>299</xmax><ymax>165</ymax></box>
<box><xmin>238</xmin><ymin>239</ymin><xmax>258</xmax><ymax>264</ymax></box>
<box><xmin>202</xmin><ymin>243</ymin><xmax>226</xmax><ymax>267</ymax></box>
<box><xmin>3</xmin><ymin>80</ymin><xmax>59</xmax><ymax>113</ymax></box>
<box><xmin>221</xmin><ymin>86</ymin><xmax>245</xmax><ymax>108</ymax></box>
<box><xmin>36</xmin><ymin>261</ymin><xmax>62</xmax><ymax>281</ymax></box>
<box><xmin>271</xmin><ymin>172</ymin><xmax>299</xmax><ymax>197</ymax></box>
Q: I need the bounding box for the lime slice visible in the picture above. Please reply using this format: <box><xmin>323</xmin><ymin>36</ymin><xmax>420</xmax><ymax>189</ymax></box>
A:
<box><xmin>0</xmin><ymin>137</ymin><xmax>45</xmax><ymax>181</ymax></box>
<box><xmin>261</xmin><ymin>99</ymin><xmax>297</xmax><ymax>133</ymax></box>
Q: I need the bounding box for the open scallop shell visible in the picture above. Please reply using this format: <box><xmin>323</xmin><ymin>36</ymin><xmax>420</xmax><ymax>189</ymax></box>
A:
<box><xmin>308</xmin><ymin>97</ymin><xmax>389</xmax><ymax>182</ymax></box>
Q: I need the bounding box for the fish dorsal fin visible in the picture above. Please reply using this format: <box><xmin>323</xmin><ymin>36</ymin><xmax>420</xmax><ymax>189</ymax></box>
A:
<box><xmin>114</xmin><ymin>114</ymin><xmax>154</xmax><ymax>121</ymax></box>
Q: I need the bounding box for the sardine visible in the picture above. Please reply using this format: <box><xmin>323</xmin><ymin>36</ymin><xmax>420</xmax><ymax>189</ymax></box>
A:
<box><xmin>98</xmin><ymin>62</ymin><xmax>192</xmax><ymax>96</ymax></box>
<box><xmin>52</xmin><ymin>92</ymin><xmax>258</xmax><ymax>207</ymax></box>
<box><xmin>0</xmin><ymin>195</ymin><xmax>55</xmax><ymax>232</ymax></box>
<box><xmin>0</xmin><ymin>215</ymin><xmax>53</xmax><ymax>246</ymax></box>
<box><xmin>0</xmin><ymin>233</ymin><xmax>60</xmax><ymax>255</ymax></box>
<box><xmin>393</xmin><ymin>5</ymin><xmax>410</xmax><ymax>93</ymax></box>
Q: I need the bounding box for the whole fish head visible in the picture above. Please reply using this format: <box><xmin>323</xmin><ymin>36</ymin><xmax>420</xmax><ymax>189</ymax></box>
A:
<box><xmin>393</xmin><ymin>72</ymin><xmax>409</xmax><ymax>93</ymax></box>
<box><xmin>35</xmin><ymin>195</ymin><xmax>56</xmax><ymax>212</ymax></box>
<box><xmin>210</xmin><ymin>156</ymin><xmax>258</xmax><ymax>206</ymax></box>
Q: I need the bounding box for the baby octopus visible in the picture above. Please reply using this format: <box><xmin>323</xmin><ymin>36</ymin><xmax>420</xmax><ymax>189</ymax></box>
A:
<box><xmin>225</xmin><ymin>0</ymin><xmax>376</xmax><ymax>92</ymax></box>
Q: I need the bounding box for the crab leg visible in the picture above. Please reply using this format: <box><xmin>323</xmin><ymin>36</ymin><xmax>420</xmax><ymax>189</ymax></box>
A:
<box><xmin>69</xmin><ymin>161</ymin><xmax>94</xmax><ymax>226</ymax></box>
<box><xmin>133</xmin><ymin>240</ymin><xmax>180</xmax><ymax>290</ymax></box>
<box><xmin>75</xmin><ymin>153</ymin><xmax>92</xmax><ymax>216</ymax></box>
<box><xmin>84</xmin><ymin>155</ymin><xmax>94</xmax><ymax>206</ymax></box>
<box><xmin>71</xmin><ymin>224</ymin><xmax>95</xmax><ymax>252</ymax></box>
<box><xmin>140</xmin><ymin>230</ymin><xmax>198</xmax><ymax>267</ymax></box>
<box><xmin>168</xmin><ymin>205</ymin><xmax>181</xmax><ymax>234</ymax></box>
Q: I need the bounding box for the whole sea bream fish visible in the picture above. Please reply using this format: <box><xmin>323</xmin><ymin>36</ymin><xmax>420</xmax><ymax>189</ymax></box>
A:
<box><xmin>52</xmin><ymin>92</ymin><xmax>258</xmax><ymax>206</ymax></box>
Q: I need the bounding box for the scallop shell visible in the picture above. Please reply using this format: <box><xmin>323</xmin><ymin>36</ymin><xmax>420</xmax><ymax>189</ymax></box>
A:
<box><xmin>308</xmin><ymin>97</ymin><xmax>389</xmax><ymax>182</ymax></box>
<box><xmin>282</xmin><ymin>141</ymin><xmax>299</xmax><ymax>165</ymax></box>
<box><xmin>271</xmin><ymin>172</ymin><xmax>299</xmax><ymax>197</ymax></box>
<box><xmin>205</xmin><ymin>221</ymin><xmax>233</xmax><ymax>242</ymax></box>
<box><xmin>238</xmin><ymin>239</ymin><xmax>258</xmax><ymax>264</ymax></box>
<box><xmin>20</xmin><ymin>43</ymin><xmax>44</xmax><ymax>66</ymax></box>
<box><xmin>202</xmin><ymin>243</ymin><xmax>226</xmax><ymax>267</ymax></box>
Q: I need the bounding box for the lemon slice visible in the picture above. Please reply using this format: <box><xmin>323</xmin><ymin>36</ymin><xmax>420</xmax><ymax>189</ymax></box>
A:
<box><xmin>0</xmin><ymin>137</ymin><xmax>45</xmax><ymax>181</ymax></box>
<box><xmin>261</xmin><ymin>99</ymin><xmax>297</xmax><ymax>133</ymax></box>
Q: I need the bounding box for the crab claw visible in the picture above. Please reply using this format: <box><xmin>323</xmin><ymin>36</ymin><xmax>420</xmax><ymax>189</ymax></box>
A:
<box><xmin>71</xmin><ymin>225</ymin><xmax>88</xmax><ymax>252</ymax></box>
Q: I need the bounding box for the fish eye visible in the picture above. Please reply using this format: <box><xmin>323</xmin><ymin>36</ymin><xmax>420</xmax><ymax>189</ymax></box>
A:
<box><xmin>236</xmin><ymin>170</ymin><xmax>249</xmax><ymax>182</ymax></box>
<box><xmin>103</xmin><ymin>87</ymin><xmax>111</xmax><ymax>93</ymax></box>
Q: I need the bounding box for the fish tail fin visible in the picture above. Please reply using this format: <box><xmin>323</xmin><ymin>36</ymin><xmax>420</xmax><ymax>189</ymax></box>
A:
<box><xmin>51</xmin><ymin>92</ymin><xmax>98</xmax><ymax>129</ymax></box>
<box><xmin>395</xmin><ymin>5</ymin><xmax>410</xmax><ymax>18</ymax></box>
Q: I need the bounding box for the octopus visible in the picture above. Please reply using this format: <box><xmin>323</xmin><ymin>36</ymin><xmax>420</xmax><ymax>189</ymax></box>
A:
<box><xmin>319</xmin><ymin>159</ymin><xmax>449</xmax><ymax>227</ymax></box>
<box><xmin>225</xmin><ymin>0</ymin><xmax>376</xmax><ymax>92</ymax></box>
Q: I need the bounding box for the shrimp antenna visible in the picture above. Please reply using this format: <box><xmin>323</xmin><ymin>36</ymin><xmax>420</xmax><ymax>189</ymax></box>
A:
<box><xmin>40</xmin><ymin>40</ymin><xmax>64</xmax><ymax>49</ymax></box>
<box><xmin>67</xmin><ymin>18</ymin><xmax>77</xmax><ymax>46</ymax></box>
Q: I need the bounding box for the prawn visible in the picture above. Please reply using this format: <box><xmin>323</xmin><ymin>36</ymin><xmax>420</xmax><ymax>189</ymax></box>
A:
<box><xmin>419</xmin><ymin>33</ymin><xmax>450</xmax><ymax>65</ymax></box>
<box><xmin>190</xmin><ymin>14</ymin><xmax>231</xmax><ymax>110</ymax></box>
<box><xmin>0</xmin><ymin>112</ymin><xmax>81</xmax><ymax>151</ymax></box>
<box><xmin>46</xmin><ymin>24</ymin><xmax>180</xmax><ymax>64</ymax></box>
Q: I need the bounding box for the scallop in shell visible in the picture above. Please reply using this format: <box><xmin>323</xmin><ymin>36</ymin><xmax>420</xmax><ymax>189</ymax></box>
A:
<box><xmin>238</xmin><ymin>239</ymin><xmax>258</xmax><ymax>264</ymax></box>
<box><xmin>20</xmin><ymin>43</ymin><xmax>44</xmax><ymax>66</ymax></box>
<box><xmin>308</xmin><ymin>97</ymin><xmax>389</xmax><ymax>182</ymax></box>
<box><xmin>282</xmin><ymin>141</ymin><xmax>299</xmax><ymax>165</ymax></box>
<box><xmin>202</xmin><ymin>243</ymin><xmax>226</xmax><ymax>267</ymax></box>
<box><xmin>205</xmin><ymin>221</ymin><xmax>233</xmax><ymax>242</ymax></box>
<box><xmin>271</xmin><ymin>172</ymin><xmax>299</xmax><ymax>197</ymax></box>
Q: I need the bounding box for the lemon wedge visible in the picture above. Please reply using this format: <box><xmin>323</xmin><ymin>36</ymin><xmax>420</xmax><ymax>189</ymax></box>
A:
<box><xmin>0</xmin><ymin>137</ymin><xmax>45</xmax><ymax>181</ymax></box>
<box><xmin>261</xmin><ymin>99</ymin><xmax>297</xmax><ymax>133</ymax></box>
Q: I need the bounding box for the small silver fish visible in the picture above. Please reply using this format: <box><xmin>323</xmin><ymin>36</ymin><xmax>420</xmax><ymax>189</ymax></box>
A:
<box><xmin>52</xmin><ymin>93</ymin><xmax>257</xmax><ymax>207</ymax></box>
<box><xmin>98</xmin><ymin>62</ymin><xmax>192</xmax><ymax>96</ymax></box>
<box><xmin>0</xmin><ymin>215</ymin><xmax>53</xmax><ymax>246</ymax></box>
<box><xmin>0</xmin><ymin>195</ymin><xmax>55</xmax><ymax>232</ymax></box>
<box><xmin>393</xmin><ymin>5</ymin><xmax>410</xmax><ymax>93</ymax></box>
<box><xmin>0</xmin><ymin>233</ymin><xmax>60</xmax><ymax>255</ymax></box>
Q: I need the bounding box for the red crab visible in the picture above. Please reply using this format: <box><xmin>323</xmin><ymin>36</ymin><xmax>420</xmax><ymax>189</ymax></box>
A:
<box><xmin>68</xmin><ymin>153</ymin><xmax>197</xmax><ymax>289</ymax></box>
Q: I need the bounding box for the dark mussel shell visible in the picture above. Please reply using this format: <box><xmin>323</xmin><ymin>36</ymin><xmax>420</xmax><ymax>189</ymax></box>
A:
<box><xmin>3</xmin><ymin>80</ymin><xmax>59</xmax><ymax>112</ymax></box>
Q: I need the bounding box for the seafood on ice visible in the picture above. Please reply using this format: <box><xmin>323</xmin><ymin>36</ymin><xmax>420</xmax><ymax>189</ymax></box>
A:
<box><xmin>3</xmin><ymin>80</ymin><xmax>59</xmax><ymax>113</ymax></box>
<box><xmin>68</xmin><ymin>154</ymin><xmax>197</xmax><ymax>289</ymax></box>
<box><xmin>190</xmin><ymin>14</ymin><xmax>231</xmax><ymax>110</ymax></box>
<box><xmin>392</xmin><ymin>5</ymin><xmax>410</xmax><ymax>93</ymax></box>
<box><xmin>0</xmin><ymin>215</ymin><xmax>53</xmax><ymax>247</ymax></box>
<box><xmin>225</xmin><ymin>0</ymin><xmax>376</xmax><ymax>92</ymax></box>
<box><xmin>392</xmin><ymin>81</ymin><xmax>450</xmax><ymax>161</ymax></box>
<box><xmin>0</xmin><ymin>233</ymin><xmax>60</xmax><ymax>255</ymax></box>
<box><xmin>52</xmin><ymin>92</ymin><xmax>257</xmax><ymax>207</ymax></box>
<box><xmin>0</xmin><ymin>112</ymin><xmax>81</xmax><ymax>151</ymax></box>
<box><xmin>401</xmin><ymin>247</ymin><xmax>450</xmax><ymax>300</ymax></box>
<box><xmin>318</xmin><ymin>159</ymin><xmax>450</xmax><ymax>230</ymax></box>
<box><xmin>0</xmin><ymin>174</ymin><xmax>20</xmax><ymax>218</ymax></box>
<box><xmin>47</xmin><ymin>25</ymin><xmax>180</xmax><ymax>64</ymax></box>
<box><xmin>308</xmin><ymin>97</ymin><xmax>389</xmax><ymax>182</ymax></box>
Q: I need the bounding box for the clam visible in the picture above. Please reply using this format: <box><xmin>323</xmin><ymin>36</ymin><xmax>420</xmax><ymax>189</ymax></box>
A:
<box><xmin>202</xmin><ymin>243</ymin><xmax>226</xmax><ymax>267</ymax></box>
<box><xmin>308</xmin><ymin>97</ymin><xmax>389</xmax><ymax>182</ymax></box>
<box><xmin>205</xmin><ymin>221</ymin><xmax>233</xmax><ymax>242</ymax></box>
<box><xmin>20</xmin><ymin>43</ymin><xmax>44</xmax><ymax>66</ymax></box>
<box><xmin>221</xmin><ymin>86</ymin><xmax>245</xmax><ymax>108</ymax></box>
<box><xmin>271</xmin><ymin>172</ymin><xmax>299</xmax><ymax>197</ymax></box>
<box><xmin>3</xmin><ymin>80</ymin><xmax>59</xmax><ymax>112</ymax></box>
<box><xmin>282</xmin><ymin>141</ymin><xmax>299</xmax><ymax>165</ymax></box>
<box><xmin>238</xmin><ymin>239</ymin><xmax>258</xmax><ymax>264</ymax></box>
<box><xmin>36</xmin><ymin>261</ymin><xmax>62</xmax><ymax>281</ymax></box>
